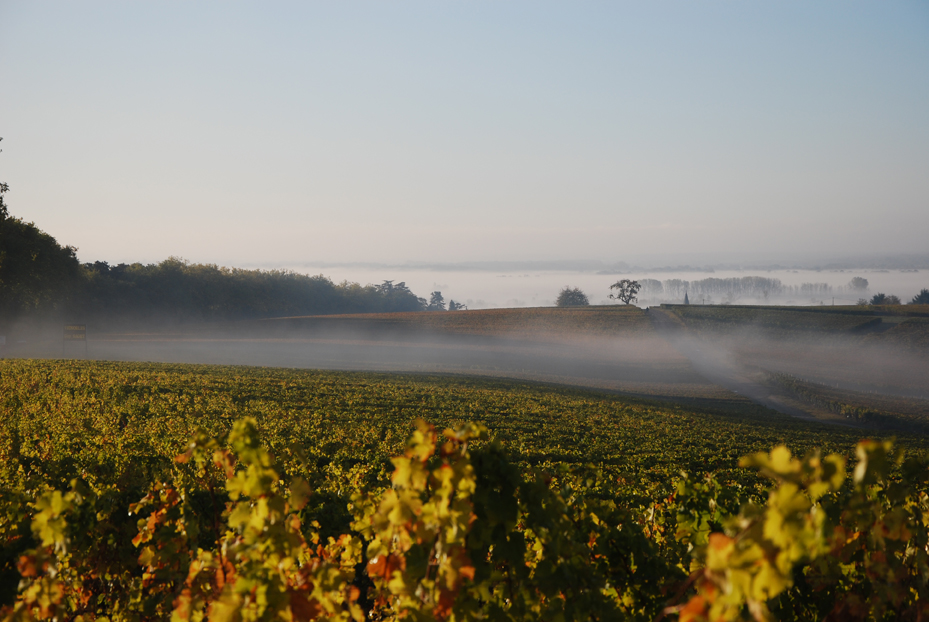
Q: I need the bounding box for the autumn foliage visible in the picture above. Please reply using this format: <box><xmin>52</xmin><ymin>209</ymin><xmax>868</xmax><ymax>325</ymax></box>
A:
<box><xmin>2</xmin><ymin>412</ymin><xmax>928</xmax><ymax>621</ymax></box>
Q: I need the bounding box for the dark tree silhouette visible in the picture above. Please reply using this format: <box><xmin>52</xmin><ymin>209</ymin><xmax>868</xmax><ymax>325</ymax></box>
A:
<box><xmin>848</xmin><ymin>277</ymin><xmax>869</xmax><ymax>292</ymax></box>
<box><xmin>870</xmin><ymin>293</ymin><xmax>901</xmax><ymax>305</ymax></box>
<box><xmin>427</xmin><ymin>291</ymin><xmax>446</xmax><ymax>311</ymax></box>
<box><xmin>0</xmin><ymin>182</ymin><xmax>7</xmax><ymax>220</ymax></box>
<box><xmin>556</xmin><ymin>287</ymin><xmax>589</xmax><ymax>307</ymax></box>
<box><xmin>0</xmin><ymin>138</ymin><xmax>6</xmax><ymax>221</ymax></box>
<box><xmin>911</xmin><ymin>289</ymin><xmax>929</xmax><ymax>305</ymax></box>
<box><xmin>448</xmin><ymin>300</ymin><xmax>467</xmax><ymax>311</ymax></box>
<box><xmin>609</xmin><ymin>279</ymin><xmax>641</xmax><ymax>305</ymax></box>
<box><xmin>0</xmin><ymin>146</ymin><xmax>81</xmax><ymax>319</ymax></box>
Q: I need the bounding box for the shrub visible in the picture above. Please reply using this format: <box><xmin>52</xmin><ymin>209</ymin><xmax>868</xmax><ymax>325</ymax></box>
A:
<box><xmin>910</xmin><ymin>289</ymin><xmax>929</xmax><ymax>305</ymax></box>
<box><xmin>555</xmin><ymin>286</ymin><xmax>590</xmax><ymax>307</ymax></box>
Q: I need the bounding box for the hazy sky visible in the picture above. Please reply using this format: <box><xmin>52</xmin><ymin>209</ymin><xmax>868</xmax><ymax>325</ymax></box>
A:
<box><xmin>1</xmin><ymin>2</ymin><xmax>927</xmax><ymax>266</ymax></box>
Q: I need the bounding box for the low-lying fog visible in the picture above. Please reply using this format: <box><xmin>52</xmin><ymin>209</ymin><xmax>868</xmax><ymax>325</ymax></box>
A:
<box><xmin>7</xmin><ymin>326</ymin><xmax>716</xmax><ymax>399</ymax></box>
<box><xmin>258</xmin><ymin>266</ymin><xmax>929</xmax><ymax>309</ymax></box>
<box><xmin>6</xmin><ymin>316</ymin><xmax>927</xmax><ymax>422</ymax></box>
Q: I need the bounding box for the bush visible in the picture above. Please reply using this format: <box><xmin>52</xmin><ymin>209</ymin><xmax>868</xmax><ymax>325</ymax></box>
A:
<box><xmin>870</xmin><ymin>293</ymin><xmax>902</xmax><ymax>305</ymax></box>
<box><xmin>555</xmin><ymin>286</ymin><xmax>590</xmax><ymax>307</ymax></box>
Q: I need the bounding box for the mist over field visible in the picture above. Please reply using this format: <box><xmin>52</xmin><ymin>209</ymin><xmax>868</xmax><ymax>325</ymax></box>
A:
<box><xmin>2</xmin><ymin>1</ymin><xmax>929</xmax><ymax>425</ymax></box>
<box><xmin>6</xmin><ymin>304</ymin><xmax>927</xmax><ymax>425</ymax></box>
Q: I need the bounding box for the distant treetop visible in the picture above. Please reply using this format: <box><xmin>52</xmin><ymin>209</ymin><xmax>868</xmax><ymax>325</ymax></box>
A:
<box><xmin>556</xmin><ymin>287</ymin><xmax>590</xmax><ymax>307</ymax></box>
<box><xmin>609</xmin><ymin>279</ymin><xmax>641</xmax><ymax>305</ymax></box>
<box><xmin>427</xmin><ymin>291</ymin><xmax>446</xmax><ymax>311</ymax></box>
<box><xmin>848</xmin><ymin>276</ymin><xmax>869</xmax><ymax>291</ymax></box>
<box><xmin>870</xmin><ymin>293</ymin><xmax>901</xmax><ymax>305</ymax></box>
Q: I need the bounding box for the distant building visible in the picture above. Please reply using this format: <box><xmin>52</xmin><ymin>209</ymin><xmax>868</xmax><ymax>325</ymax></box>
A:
<box><xmin>684</xmin><ymin>292</ymin><xmax>690</xmax><ymax>305</ymax></box>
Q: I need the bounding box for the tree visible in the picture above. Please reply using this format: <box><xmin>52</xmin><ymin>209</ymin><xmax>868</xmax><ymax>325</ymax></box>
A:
<box><xmin>555</xmin><ymin>286</ymin><xmax>589</xmax><ymax>307</ymax></box>
<box><xmin>848</xmin><ymin>276</ymin><xmax>869</xmax><ymax>292</ymax></box>
<box><xmin>448</xmin><ymin>300</ymin><xmax>467</xmax><ymax>311</ymax></box>
<box><xmin>609</xmin><ymin>279</ymin><xmax>641</xmax><ymax>305</ymax></box>
<box><xmin>372</xmin><ymin>280</ymin><xmax>427</xmax><ymax>312</ymax></box>
<box><xmin>427</xmin><ymin>291</ymin><xmax>446</xmax><ymax>311</ymax></box>
<box><xmin>910</xmin><ymin>289</ymin><xmax>929</xmax><ymax>305</ymax></box>
<box><xmin>0</xmin><ymin>183</ymin><xmax>8</xmax><ymax>220</ymax></box>
<box><xmin>0</xmin><ymin>148</ymin><xmax>81</xmax><ymax>319</ymax></box>
<box><xmin>869</xmin><ymin>293</ymin><xmax>901</xmax><ymax>305</ymax></box>
<box><xmin>0</xmin><ymin>138</ymin><xmax>7</xmax><ymax>220</ymax></box>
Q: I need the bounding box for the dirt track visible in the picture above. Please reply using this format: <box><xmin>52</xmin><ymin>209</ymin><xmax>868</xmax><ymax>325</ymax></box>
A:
<box><xmin>647</xmin><ymin>307</ymin><xmax>929</xmax><ymax>422</ymax></box>
<box><xmin>647</xmin><ymin>308</ymin><xmax>825</xmax><ymax>421</ymax></box>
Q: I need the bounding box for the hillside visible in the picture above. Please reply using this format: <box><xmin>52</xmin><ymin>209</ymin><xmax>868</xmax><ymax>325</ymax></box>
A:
<box><xmin>5</xmin><ymin>303</ymin><xmax>928</xmax><ymax>426</ymax></box>
<box><xmin>250</xmin><ymin>304</ymin><xmax>652</xmax><ymax>340</ymax></box>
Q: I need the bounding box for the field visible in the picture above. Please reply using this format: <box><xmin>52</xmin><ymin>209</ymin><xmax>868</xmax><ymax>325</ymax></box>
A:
<box><xmin>3</xmin><ymin>306</ymin><xmax>739</xmax><ymax>408</ymax></box>
<box><xmin>3</xmin><ymin>358</ymin><xmax>929</xmax><ymax>620</ymax></box>
<box><xmin>248</xmin><ymin>305</ymin><xmax>654</xmax><ymax>340</ymax></box>
<box><xmin>664</xmin><ymin>303</ymin><xmax>929</xmax><ymax>342</ymax></box>
<box><xmin>4</xmin><ymin>303</ymin><xmax>927</xmax><ymax>424</ymax></box>
<box><xmin>770</xmin><ymin>372</ymin><xmax>929</xmax><ymax>432</ymax></box>
<box><xmin>666</xmin><ymin>305</ymin><xmax>882</xmax><ymax>334</ymax></box>
<box><xmin>3</xmin><ymin>305</ymin><xmax>929</xmax><ymax>619</ymax></box>
<box><xmin>866</xmin><ymin>316</ymin><xmax>929</xmax><ymax>351</ymax></box>
<box><xmin>666</xmin><ymin>303</ymin><xmax>929</xmax><ymax>318</ymax></box>
<box><xmin>652</xmin><ymin>305</ymin><xmax>929</xmax><ymax>418</ymax></box>
<box><xmin>2</xmin><ymin>358</ymin><xmax>889</xmax><ymax>490</ymax></box>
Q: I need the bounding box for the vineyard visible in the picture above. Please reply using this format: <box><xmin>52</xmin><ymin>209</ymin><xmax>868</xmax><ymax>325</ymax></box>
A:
<box><xmin>770</xmin><ymin>373</ymin><xmax>929</xmax><ymax>433</ymax></box>
<box><xmin>865</xmin><ymin>317</ymin><xmax>929</xmax><ymax>351</ymax></box>
<box><xmin>2</xmin><ymin>359</ymin><xmax>929</xmax><ymax>620</ymax></box>
<box><xmin>664</xmin><ymin>306</ymin><xmax>883</xmax><ymax>334</ymax></box>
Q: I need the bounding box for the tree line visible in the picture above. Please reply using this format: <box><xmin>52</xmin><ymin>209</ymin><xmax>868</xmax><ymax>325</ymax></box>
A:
<box><xmin>554</xmin><ymin>277</ymin><xmax>929</xmax><ymax>308</ymax></box>
<box><xmin>0</xmin><ymin>183</ymin><xmax>443</xmax><ymax>327</ymax></box>
<box><xmin>641</xmin><ymin>276</ymin><xmax>836</xmax><ymax>301</ymax></box>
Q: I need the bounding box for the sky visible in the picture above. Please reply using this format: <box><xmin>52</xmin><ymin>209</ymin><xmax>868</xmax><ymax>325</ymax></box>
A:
<box><xmin>1</xmin><ymin>1</ymin><xmax>928</xmax><ymax>267</ymax></box>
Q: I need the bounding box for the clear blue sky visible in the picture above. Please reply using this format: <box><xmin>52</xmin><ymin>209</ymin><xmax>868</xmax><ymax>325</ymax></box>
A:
<box><xmin>2</xmin><ymin>1</ymin><xmax>927</xmax><ymax>265</ymax></box>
